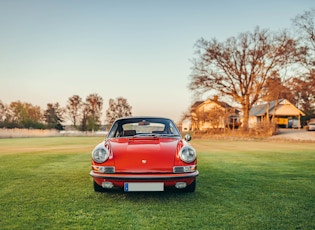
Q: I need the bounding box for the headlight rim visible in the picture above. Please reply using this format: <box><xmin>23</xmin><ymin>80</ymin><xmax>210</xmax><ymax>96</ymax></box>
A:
<box><xmin>92</xmin><ymin>147</ymin><xmax>110</xmax><ymax>163</ymax></box>
<box><xmin>179</xmin><ymin>146</ymin><xmax>196</xmax><ymax>163</ymax></box>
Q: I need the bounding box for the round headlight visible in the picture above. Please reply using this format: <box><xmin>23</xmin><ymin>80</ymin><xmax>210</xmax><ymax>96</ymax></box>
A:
<box><xmin>92</xmin><ymin>147</ymin><xmax>109</xmax><ymax>163</ymax></box>
<box><xmin>179</xmin><ymin>146</ymin><xmax>196</xmax><ymax>163</ymax></box>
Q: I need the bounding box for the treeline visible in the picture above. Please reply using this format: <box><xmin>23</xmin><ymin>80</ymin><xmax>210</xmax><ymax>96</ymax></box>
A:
<box><xmin>0</xmin><ymin>94</ymin><xmax>132</xmax><ymax>131</ymax></box>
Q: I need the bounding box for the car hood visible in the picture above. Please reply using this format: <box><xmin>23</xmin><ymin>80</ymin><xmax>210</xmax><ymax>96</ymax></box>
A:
<box><xmin>108</xmin><ymin>137</ymin><xmax>180</xmax><ymax>173</ymax></box>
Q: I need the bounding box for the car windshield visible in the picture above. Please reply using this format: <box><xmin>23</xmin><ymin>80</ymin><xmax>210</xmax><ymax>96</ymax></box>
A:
<box><xmin>107</xmin><ymin>117</ymin><xmax>181</xmax><ymax>138</ymax></box>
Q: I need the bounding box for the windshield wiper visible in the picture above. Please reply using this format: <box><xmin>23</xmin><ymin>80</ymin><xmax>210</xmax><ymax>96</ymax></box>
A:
<box><xmin>159</xmin><ymin>134</ymin><xmax>180</xmax><ymax>137</ymax></box>
<box><xmin>134</xmin><ymin>133</ymin><xmax>158</xmax><ymax>138</ymax></box>
<box><xmin>133</xmin><ymin>133</ymin><xmax>180</xmax><ymax>138</ymax></box>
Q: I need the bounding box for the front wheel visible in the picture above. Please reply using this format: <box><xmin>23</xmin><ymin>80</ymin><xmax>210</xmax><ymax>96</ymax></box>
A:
<box><xmin>184</xmin><ymin>179</ymin><xmax>196</xmax><ymax>192</ymax></box>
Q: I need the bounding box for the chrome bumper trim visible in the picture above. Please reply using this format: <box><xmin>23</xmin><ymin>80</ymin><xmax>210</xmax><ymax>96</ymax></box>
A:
<box><xmin>90</xmin><ymin>170</ymin><xmax>199</xmax><ymax>180</ymax></box>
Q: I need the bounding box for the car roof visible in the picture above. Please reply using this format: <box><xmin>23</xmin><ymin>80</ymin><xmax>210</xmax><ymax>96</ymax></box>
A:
<box><xmin>114</xmin><ymin>116</ymin><xmax>173</xmax><ymax>122</ymax></box>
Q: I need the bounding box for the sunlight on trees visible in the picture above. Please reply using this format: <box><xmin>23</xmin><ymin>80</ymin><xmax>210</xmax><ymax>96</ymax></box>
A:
<box><xmin>106</xmin><ymin>97</ymin><xmax>132</xmax><ymax>124</ymax></box>
<box><xmin>66</xmin><ymin>95</ymin><xmax>83</xmax><ymax>128</ymax></box>
<box><xmin>190</xmin><ymin>27</ymin><xmax>307</xmax><ymax>130</ymax></box>
<box><xmin>81</xmin><ymin>93</ymin><xmax>103</xmax><ymax>132</ymax></box>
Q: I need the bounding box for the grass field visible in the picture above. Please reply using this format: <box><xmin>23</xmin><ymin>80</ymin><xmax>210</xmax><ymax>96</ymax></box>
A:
<box><xmin>0</xmin><ymin>137</ymin><xmax>314</xmax><ymax>229</ymax></box>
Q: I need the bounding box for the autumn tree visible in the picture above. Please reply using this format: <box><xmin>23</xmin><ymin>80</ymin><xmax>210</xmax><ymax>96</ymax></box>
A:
<box><xmin>262</xmin><ymin>74</ymin><xmax>294</xmax><ymax>103</ymax></box>
<box><xmin>44</xmin><ymin>103</ymin><xmax>64</xmax><ymax>130</ymax></box>
<box><xmin>0</xmin><ymin>101</ymin><xmax>13</xmax><ymax>128</ymax></box>
<box><xmin>66</xmin><ymin>95</ymin><xmax>83</xmax><ymax>128</ymax></box>
<box><xmin>0</xmin><ymin>101</ymin><xmax>7</xmax><ymax>127</ymax></box>
<box><xmin>106</xmin><ymin>97</ymin><xmax>132</xmax><ymax>124</ymax></box>
<box><xmin>190</xmin><ymin>27</ymin><xmax>304</xmax><ymax>130</ymax></box>
<box><xmin>80</xmin><ymin>93</ymin><xmax>103</xmax><ymax>131</ymax></box>
<box><xmin>207</xmin><ymin>106</ymin><xmax>224</xmax><ymax>130</ymax></box>
<box><xmin>0</xmin><ymin>101</ymin><xmax>20</xmax><ymax>128</ymax></box>
<box><xmin>7</xmin><ymin>101</ymin><xmax>44</xmax><ymax>129</ymax></box>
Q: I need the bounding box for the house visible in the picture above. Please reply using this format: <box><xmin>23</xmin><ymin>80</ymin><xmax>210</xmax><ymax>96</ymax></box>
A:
<box><xmin>182</xmin><ymin>96</ymin><xmax>240</xmax><ymax>131</ymax></box>
<box><xmin>181</xmin><ymin>118</ymin><xmax>192</xmax><ymax>132</ymax></box>
<box><xmin>249</xmin><ymin>98</ymin><xmax>305</xmax><ymax>128</ymax></box>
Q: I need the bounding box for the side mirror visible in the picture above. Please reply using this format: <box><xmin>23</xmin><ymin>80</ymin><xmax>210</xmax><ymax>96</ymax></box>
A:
<box><xmin>184</xmin><ymin>134</ymin><xmax>192</xmax><ymax>142</ymax></box>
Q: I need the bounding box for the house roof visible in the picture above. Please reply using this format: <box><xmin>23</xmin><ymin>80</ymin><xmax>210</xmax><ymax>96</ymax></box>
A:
<box><xmin>191</xmin><ymin>101</ymin><xmax>204</xmax><ymax>109</ymax></box>
<box><xmin>249</xmin><ymin>99</ymin><xmax>305</xmax><ymax>117</ymax></box>
<box><xmin>191</xmin><ymin>98</ymin><xmax>233</xmax><ymax>110</ymax></box>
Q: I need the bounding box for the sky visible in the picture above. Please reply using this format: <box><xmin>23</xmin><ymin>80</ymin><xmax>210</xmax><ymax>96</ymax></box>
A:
<box><xmin>0</xmin><ymin>0</ymin><xmax>314</xmax><ymax>123</ymax></box>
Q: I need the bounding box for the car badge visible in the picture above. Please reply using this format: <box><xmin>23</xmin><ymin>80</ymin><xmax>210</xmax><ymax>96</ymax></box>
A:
<box><xmin>142</xmin><ymin>160</ymin><xmax>147</xmax><ymax>164</ymax></box>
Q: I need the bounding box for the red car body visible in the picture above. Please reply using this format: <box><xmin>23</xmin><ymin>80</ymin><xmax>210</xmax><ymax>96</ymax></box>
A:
<box><xmin>90</xmin><ymin>117</ymin><xmax>198</xmax><ymax>192</ymax></box>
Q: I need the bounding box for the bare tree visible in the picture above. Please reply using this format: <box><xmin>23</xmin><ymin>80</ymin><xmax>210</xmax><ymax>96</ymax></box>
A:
<box><xmin>66</xmin><ymin>95</ymin><xmax>82</xmax><ymax>128</ymax></box>
<box><xmin>292</xmin><ymin>9</ymin><xmax>315</xmax><ymax>117</ymax></box>
<box><xmin>293</xmin><ymin>9</ymin><xmax>315</xmax><ymax>52</ymax></box>
<box><xmin>190</xmin><ymin>27</ymin><xmax>304</xmax><ymax>130</ymax></box>
<box><xmin>106</xmin><ymin>97</ymin><xmax>132</xmax><ymax>124</ymax></box>
<box><xmin>179</xmin><ymin>109</ymin><xmax>191</xmax><ymax>124</ymax></box>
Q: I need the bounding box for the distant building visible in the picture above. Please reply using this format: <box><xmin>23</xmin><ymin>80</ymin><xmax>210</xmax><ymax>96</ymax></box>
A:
<box><xmin>181</xmin><ymin>118</ymin><xmax>192</xmax><ymax>132</ymax></box>
<box><xmin>249</xmin><ymin>98</ymin><xmax>305</xmax><ymax>128</ymax></box>
<box><xmin>182</xmin><ymin>96</ymin><xmax>240</xmax><ymax>132</ymax></box>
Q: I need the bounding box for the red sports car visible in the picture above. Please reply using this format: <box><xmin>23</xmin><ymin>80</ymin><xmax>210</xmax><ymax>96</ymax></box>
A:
<box><xmin>90</xmin><ymin>117</ymin><xmax>198</xmax><ymax>192</ymax></box>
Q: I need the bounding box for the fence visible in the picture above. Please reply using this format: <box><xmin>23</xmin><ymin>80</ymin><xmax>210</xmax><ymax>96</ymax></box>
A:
<box><xmin>0</xmin><ymin>128</ymin><xmax>108</xmax><ymax>138</ymax></box>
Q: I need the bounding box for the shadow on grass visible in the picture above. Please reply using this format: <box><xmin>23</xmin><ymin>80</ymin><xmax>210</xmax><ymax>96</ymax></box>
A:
<box><xmin>91</xmin><ymin>185</ymin><xmax>200</xmax><ymax>201</ymax></box>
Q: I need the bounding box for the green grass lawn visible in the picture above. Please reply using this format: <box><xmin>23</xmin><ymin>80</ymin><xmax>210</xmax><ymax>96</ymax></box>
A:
<box><xmin>0</xmin><ymin>137</ymin><xmax>314</xmax><ymax>229</ymax></box>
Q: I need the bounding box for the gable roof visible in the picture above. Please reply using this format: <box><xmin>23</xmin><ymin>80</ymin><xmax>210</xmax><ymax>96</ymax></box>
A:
<box><xmin>249</xmin><ymin>99</ymin><xmax>305</xmax><ymax>117</ymax></box>
<box><xmin>191</xmin><ymin>101</ymin><xmax>204</xmax><ymax>109</ymax></box>
<box><xmin>191</xmin><ymin>98</ymin><xmax>233</xmax><ymax>110</ymax></box>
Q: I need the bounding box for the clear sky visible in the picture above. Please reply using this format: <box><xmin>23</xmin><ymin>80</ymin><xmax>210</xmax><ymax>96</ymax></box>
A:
<box><xmin>0</xmin><ymin>0</ymin><xmax>314</xmax><ymax>123</ymax></box>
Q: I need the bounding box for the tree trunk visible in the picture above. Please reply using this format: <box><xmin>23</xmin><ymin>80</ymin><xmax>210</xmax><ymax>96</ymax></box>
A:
<box><xmin>242</xmin><ymin>104</ymin><xmax>249</xmax><ymax>131</ymax></box>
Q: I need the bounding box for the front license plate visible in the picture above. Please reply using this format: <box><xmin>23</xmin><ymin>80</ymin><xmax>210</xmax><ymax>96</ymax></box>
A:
<box><xmin>124</xmin><ymin>182</ymin><xmax>164</xmax><ymax>192</ymax></box>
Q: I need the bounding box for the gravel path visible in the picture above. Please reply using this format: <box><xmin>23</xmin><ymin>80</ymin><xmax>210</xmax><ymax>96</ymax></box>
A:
<box><xmin>269</xmin><ymin>128</ymin><xmax>315</xmax><ymax>141</ymax></box>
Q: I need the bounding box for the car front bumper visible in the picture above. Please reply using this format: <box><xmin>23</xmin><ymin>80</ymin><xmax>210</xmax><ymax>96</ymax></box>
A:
<box><xmin>90</xmin><ymin>170</ymin><xmax>199</xmax><ymax>180</ymax></box>
<box><xmin>90</xmin><ymin>170</ymin><xmax>199</xmax><ymax>189</ymax></box>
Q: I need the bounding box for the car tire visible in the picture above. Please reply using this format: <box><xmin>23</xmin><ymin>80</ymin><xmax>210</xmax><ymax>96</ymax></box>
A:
<box><xmin>184</xmin><ymin>179</ymin><xmax>196</xmax><ymax>192</ymax></box>
<box><xmin>93</xmin><ymin>181</ymin><xmax>106</xmax><ymax>192</ymax></box>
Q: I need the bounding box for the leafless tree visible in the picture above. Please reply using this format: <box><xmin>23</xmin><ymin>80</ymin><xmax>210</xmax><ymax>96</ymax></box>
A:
<box><xmin>292</xmin><ymin>9</ymin><xmax>315</xmax><ymax>116</ymax></box>
<box><xmin>190</xmin><ymin>27</ymin><xmax>304</xmax><ymax>130</ymax></box>
<box><xmin>179</xmin><ymin>109</ymin><xmax>191</xmax><ymax>124</ymax></box>
<box><xmin>293</xmin><ymin>9</ymin><xmax>315</xmax><ymax>52</ymax></box>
